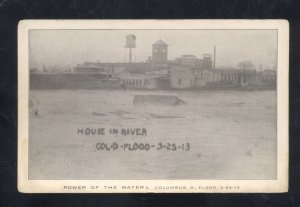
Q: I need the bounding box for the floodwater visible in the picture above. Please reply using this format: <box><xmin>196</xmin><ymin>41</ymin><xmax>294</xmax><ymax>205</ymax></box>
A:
<box><xmin>29</xmin><ymin>90</ymin><xmax>277</xmax><ymax>180</ymax></box>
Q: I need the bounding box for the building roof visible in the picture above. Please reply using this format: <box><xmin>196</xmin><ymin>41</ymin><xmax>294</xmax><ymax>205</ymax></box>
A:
<box><xmin>119</xmin><ymin>74</ymin><xmax>164</xmax><ymax>79</ymax></box>
<box><xmin>153</xmin><ymin>39</ymin><xmax>168</xmax><ymax>46</ymax></box>
<box><xmin>170</xmin><ymin>65</ymin><xmax>193</xmax><ymax>72</ymax></box>
<box><xmin>126</xmin><ymin>34</ymin><xmax>136</xmax><ymax>38</ymax></box>
<box><xmin>215</xmin><ymin>68</ymin><xmax>256</xmax><ymax>75</ymax></box>
<box><xmin>181</xmin><ymin>55</ymin><xmax>196</xmax><ymax>58</ymax></box>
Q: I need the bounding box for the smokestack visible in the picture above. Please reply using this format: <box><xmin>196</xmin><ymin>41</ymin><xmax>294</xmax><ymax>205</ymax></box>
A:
<box><xmin>213</xmin><ymin>46</ymin><xmax>216</xmax><ymax>70</ymax></box>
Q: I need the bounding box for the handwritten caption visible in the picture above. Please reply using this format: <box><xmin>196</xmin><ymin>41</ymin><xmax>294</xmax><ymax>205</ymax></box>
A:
<box><xmin>77</xmin><ymin>127</ymin><xmax>191</xmax><ymax>152</ymax></box>
<box><xmin>77</xmin><ymin>127</ymin><xmax>147</xmax><ymax>136</ymax></box>
<box><xmin>95</xmin><ymin>142</ymin><xmax>190</xmax><ymax>151</ymax></box>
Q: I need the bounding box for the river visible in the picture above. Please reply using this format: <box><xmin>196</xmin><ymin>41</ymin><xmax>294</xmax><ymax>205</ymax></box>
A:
<box><xmin>29</xmin><ymin>90</ymin><xmax>277</xmax><ymax>180</ymax></box>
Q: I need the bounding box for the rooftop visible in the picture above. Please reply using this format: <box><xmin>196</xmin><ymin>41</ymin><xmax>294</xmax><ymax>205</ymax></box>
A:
<box><xmin>119</xmin><ymin>73</ymin><xmax>165</xmax><ymax>79</ymax></box>
<box><xmin>181</xmin><ymin>55</ymin><xmax>196</xmax><ymax>58</ymax></box>
<box><xmin>153</xmin><ymin>39</ymin><xmax>168</xmax><ymax>46</ymax></box>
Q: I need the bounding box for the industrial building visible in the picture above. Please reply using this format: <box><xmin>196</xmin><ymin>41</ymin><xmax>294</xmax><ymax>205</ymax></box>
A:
<box><xmin>152</xmin><ymin>39</ymin><xmax>168</xmax><ymax>63</ymax></box>
<box><xmin>169</xmin><ymin>66</ymin><xmax>195</xmax><ymax>89</ymax></box>
<box><xmin>30</xmin><ymin>34</ymin><xmax>277</xmax><ymax>90</ymax></box>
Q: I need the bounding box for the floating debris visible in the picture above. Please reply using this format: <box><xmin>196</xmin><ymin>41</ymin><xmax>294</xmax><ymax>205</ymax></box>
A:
<box><xmin>133</xmin><ymin>95</ymin><xmax>187</xmax><ymax>106</ymax></box>
<box><xmin>109</xmin><ymin>110</ymin><xmax>131</xmax><ymax>116</ymax></box>
<box><xmin>92</xmin><ymin>112</ymin><xmax>107</xmax><ymax>116</ymax></box>
<box><xmin>149</xmin><ymin>113</ymin><xmax>185</xmax><ymax>119</ymax></box>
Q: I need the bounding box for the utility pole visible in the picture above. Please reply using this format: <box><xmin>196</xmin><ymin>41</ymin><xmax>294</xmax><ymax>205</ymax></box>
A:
<box><xmin>259</xmin><ymin>64</ymin><xmax>262</xmax><ymax>87</ymax></box>
<box><xmin>129</xmin><ymin>47</ymin><xmax>132</xmax><ymax>63</ymax></box>
<box><xmin>213</xmin><ymin>46</ymin><xmax>216</xmax><ymax>70</ymax></box>
<box><xmin>243</xmin><ymin>63</ymin><xmax>246</xmax><ymax>87</ymax></box>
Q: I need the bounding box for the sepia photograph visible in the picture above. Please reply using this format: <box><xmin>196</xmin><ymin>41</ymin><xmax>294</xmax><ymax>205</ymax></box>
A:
<box><xmin>18</xmin><ymin>20</ymin><xmax>289</xmax><ymax>193</ymax></box>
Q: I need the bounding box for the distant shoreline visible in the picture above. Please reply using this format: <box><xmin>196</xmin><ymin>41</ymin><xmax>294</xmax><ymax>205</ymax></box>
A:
<box><xmin>30</xmin><ymin>87</ymin><xmax>276</xmax><ymax>92</ymax></box>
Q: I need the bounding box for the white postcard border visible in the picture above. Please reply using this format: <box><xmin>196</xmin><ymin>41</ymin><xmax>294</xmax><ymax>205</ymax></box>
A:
<box><xmin>18</xmin><ymin>20</ymin><xmax>289</xmax><ymax>193</ymax></box>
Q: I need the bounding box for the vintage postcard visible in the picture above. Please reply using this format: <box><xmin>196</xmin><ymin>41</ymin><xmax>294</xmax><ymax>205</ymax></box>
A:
<box><xmin>18</xmin><ymin>20</ymin><xmax>289</xmax><ymax>193</ymax></box>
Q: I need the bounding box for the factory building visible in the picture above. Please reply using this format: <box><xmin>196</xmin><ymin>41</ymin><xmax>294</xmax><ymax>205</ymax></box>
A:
<box><xmin>180</xmin><ymin>55</ymin><xmax>197</xmax><ymax>67</ymax></box>
<box><xmin>74</xmin><ymin>63</ymin><xmax>105</xmax><ymax>73</ymax></box>
<box><xmin>193</xmin><ymin>68</ymin><xmax>220</xmax><ymax>82</ymax></box>
<box><xmin>203</xmin><ymin>54</ymin><xmax>213</xmax><ymax>70</ymax></box>
<box><xmin>31</xmin><ymin>33</ymin><xmax>276</xmax><ymax>90</ymax></box>
<box><xmin>152</xmin><ymin>39</ymin><xmax>168</xmax><ymax>63</ymax></box>
<box><xmin>179</xmin><ymin>55</ymin><xmax>204</xmax><ymax>68</ymax></box>
<box><xmin>262</xmin><ymin>70</ymin><xmax>277</xmax><ymax>81</ymax></box>
<box><xmin>169</xmin><ymin>66</ymin><xmax>195</xmax><ymax>89</ymax></box>
<box><xmin>173</xmin><ymin>54</ymin><xmax>213</xmax><ymax>70</ymax></box>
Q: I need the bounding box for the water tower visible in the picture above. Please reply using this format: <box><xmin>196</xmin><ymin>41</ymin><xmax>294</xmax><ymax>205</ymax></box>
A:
<box><xmin>125</xmin><ymin>34</ymin><xmax>136</xmax><ymax>63</ymax></box>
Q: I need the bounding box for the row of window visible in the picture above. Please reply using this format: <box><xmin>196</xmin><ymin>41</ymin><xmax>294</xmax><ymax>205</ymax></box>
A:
<box><xmin>177</xmin><ymin>78</ymin><xmax>203</xmax><ymax>86</ymax></box>
<box><xmin>194</xmin><ymin>71</ymin><xmax>243</xmax><ymax>82</ymax></box>
<box><xmin>176</xmin><ymin>74</ymin><xmax>242</xmax><ymax>86</ymax></box>
<box><xmin>123</xmin><ymin>79</ymin><xmax>151</xmax><ymax>87</ymax></box>
<box><xmin>154</xmin><ymin>48</ymin><xmax>166</xmax><ymax>52</ymax></box>
<box><xmin>222</xmin><ymin>74</ymin><xmax>240</xmax><ymax>82</ymax></box>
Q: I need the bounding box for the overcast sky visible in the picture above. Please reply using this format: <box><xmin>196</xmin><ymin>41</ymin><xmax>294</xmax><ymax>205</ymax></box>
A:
<box><xmin>29</xmin><ymin>29</ymin><xmax>277</xmax><ymax>70</ymax></box>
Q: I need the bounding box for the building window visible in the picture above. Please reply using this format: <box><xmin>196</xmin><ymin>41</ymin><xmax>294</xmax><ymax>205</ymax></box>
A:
<box><xmin>178</xmin><ymin>78</ymin><xmax>182</xmax><ymax>86</ymax></box>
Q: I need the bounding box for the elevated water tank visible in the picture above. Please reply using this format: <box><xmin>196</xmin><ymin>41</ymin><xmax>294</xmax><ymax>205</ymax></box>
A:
<box><xmin>125</xmin><ymin>34</ymin><xmax>136</xmax><ymax>48</ymax></box>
